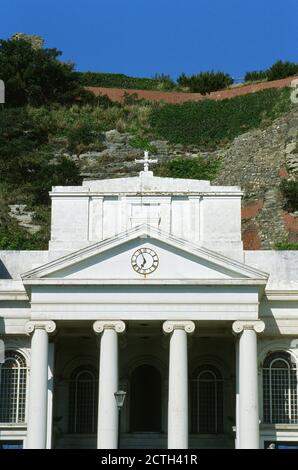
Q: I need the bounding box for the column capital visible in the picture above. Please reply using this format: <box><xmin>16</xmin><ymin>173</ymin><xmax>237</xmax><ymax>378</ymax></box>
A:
<box><xmin>25</xmin><ymin>320</ymin><xmax>56</xmax><ymax>335</ymax></box>
<box><xmin>93</xmin><ymin>320</ymin><xmax>126</xmax><ymax>335</ymax></box>
<box><xmin>232</xmin><ymin>320</ymin><xmax>265</xmax><ymax>335</ymax></box>
<box><xmin>163</xmin><ymin>320</ymin><xmax>195</xmax><ymax>335</ymax></box>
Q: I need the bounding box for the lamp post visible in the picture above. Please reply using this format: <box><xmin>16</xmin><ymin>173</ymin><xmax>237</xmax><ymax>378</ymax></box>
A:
<box><xmin>114</xmin><ymin>390</ymin><xmax>127</xmax><ymax>449</ymax></box>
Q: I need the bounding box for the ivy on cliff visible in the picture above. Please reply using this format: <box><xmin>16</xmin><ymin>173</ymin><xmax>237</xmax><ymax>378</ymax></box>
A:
<box><xmin>150</xmin><ymin>88</ymin><xmax>292</xmax><ymax>149</ymax></box>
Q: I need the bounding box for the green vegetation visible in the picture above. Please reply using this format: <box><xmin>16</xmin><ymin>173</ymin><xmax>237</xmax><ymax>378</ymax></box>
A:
<box><xmin>274</xmin><ymin>241</ymin><xmax>298</xmax><ymax>250</ymax></box>
<box><xmin>0</xmin><ymin>198</ymin><xmax>50</xmax><ymax>250</ymax></box>
<box><xmin>77</xmin><ymin>62</ymin><xmax>298</xmax><ymax>92</ymax></box>
<box><xmin>267</xmin><ymin>60</ymin><xmax>298</xmax><ymax>81</ymax></box>
<box><xmin>26</xmin><ymin>102</ymin><xmax>153</xmax><ymax>135</ymax></box>
<box><xmin>0</xmin><ymin>37</ymin><xmax>93</xmax><ymax>106</ymax></box>
<box><xmin>0</xmin><ymin>106</ymin><xmax>82</xmax><ymax>249</ymax></box>
<box><xmin>0</xmin><ymin>35</ymin><xmax>296</xmax><ymax>249</ymax></box>
<box><xmin>150</xmin><ymin>88</ymin><xmax>291</xmax><ymax>148</ymax></box>
<box><xmin>0</xmin><ymin>225</ymin><xmax>47</xmax><ymax>250</ymax></box>
<box><xmin>0</xmin><ymin>99</ymin><xmax>157</xmax><ymax>249</ymax></box>
<box><xmin>128</xmin><ymin>131</ymin><xmax>157</xmax><ymax>154</ymax></box>
<box><xmin>244</xmin><ymin>70</ymin><xmax>268</xmax><ymax>83</ymax></box>
<box><xmin>76</xmin><ymin>72</ymin><xmax>175</xmax><ymax>91</ymax></box>
<box><xmin>0</xmin><ymin>85</ymin><xmax>293</xmax><ymax>249</ymax></box>
<box><xmin>155</xmin><ymin>157</ymin><xmax>221</xmax><ymax>180</ymax></box>
<box><xmin>77</xmin><ymin>70</ymin><xmax>234</xmax><ymax>95</ymax></box>
<box><xmin>177</xmin><ymin>71</ymin><xmax>233</xmax><ymax>94</ymax></box>
<box><xmin>66</xmin><ymin>123</ymin><xmax>104</xmax><ymax>154</ymax></box>
<box><xmin>280</xmin><ymin>180</ymin><xmax>298</xmax><ymax>212</ymax></box>
<box><xmin>0</xmin><ymin>108</ymin><xmax>81</xmax><ymax>203</ymax></box>
<box><xmin>245</xmin><ymin>60</ymin><xmax>298</xmax><ymax>83</ymax></box>
<box><xmin>78</xmin><ymin>70</ymin><xmax>234</xmax><ymax>94</ymax></box>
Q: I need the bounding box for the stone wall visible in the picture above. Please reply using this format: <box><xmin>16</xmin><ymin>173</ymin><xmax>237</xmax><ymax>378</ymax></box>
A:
<box><xmin>86</xmin><ymin>75</ymin><xmax>298</xmax><ymax>104</ymax></box>
<box><xmin>213</xmin><ymin>106</ymin><xmax>298</xmax><ymax>248</ymax></box>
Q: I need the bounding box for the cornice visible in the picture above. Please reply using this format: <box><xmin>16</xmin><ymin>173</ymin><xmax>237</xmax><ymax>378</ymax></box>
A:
<box><xmin>49</xmin><ymin>191</ymin><xmax>243</xmax><ymax>197</ymax></box>
<box><xmin>265</xmin><ymin>290</ymin><xmax>298</xmax><ymax>301</ymax></box>
<box><xmin>0</xmin><ymin>291</ymin><xmax>29</xmax><ymax>301</ymax></box>
<box><xmin>22</xmin><ymin>278</ymin><xmax>268</xmax><ymax>286</ymax></box>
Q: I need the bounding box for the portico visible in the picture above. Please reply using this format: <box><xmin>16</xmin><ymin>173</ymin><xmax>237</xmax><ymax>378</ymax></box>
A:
<box><xmin>23</xmin><ymin>319</ymin><xmax>263</xmax><ymax>449</ymax></box>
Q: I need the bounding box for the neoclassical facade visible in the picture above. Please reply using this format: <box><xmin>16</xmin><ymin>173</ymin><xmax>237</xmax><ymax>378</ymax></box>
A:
<box><xmin>0</xmin><ymin>168</ymin><xmax>298</xmax><ymax>449</ymax></box>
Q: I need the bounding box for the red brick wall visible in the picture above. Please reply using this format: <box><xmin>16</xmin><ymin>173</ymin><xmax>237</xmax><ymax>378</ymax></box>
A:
<box><xmin>86</xmin><ymin>75</ymin><xmax>298</xmax><ymax>104</ymax></box>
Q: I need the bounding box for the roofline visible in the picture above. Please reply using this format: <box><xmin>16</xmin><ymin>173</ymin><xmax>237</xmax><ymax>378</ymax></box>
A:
<box><xmin>22</xmin><ymin>278</ymin><xmax>268</xmax><ymax>286</ymax></box>
<box><xmin>49</xmin><ymin>191</ymin><xmax>244</xmax><ymax>197</ymax></box>
<box><xmin>21</xmin><ymin>224</ymin><xmax>269</xmax><ymax>281</ymax></box>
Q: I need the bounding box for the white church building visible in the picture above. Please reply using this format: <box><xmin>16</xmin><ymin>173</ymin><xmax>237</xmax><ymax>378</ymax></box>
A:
<box><xmin>0</xmin><ymin>158</ymin><xmax>298</xmax><ymax>449</ymax></box>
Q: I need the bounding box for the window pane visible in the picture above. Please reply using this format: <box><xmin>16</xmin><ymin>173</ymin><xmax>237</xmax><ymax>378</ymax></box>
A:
<box><xmin>0</xmin><ymin>351</ymin><xmax>28</xmax><ymax>424</ymax></box>
<box><xmin>68</xmin><ymin>367</ymin><xmax>98</xmax><ymax>434</ymax></box>
<box><xmin>192</xmin><ymin>366</ymin><xmax>223</xmax><ymax>434</ymax></box>
<box><xmin>263</xmin><ymin>352</ymin><xmax>298</xmax><ymax>424</ymax></box>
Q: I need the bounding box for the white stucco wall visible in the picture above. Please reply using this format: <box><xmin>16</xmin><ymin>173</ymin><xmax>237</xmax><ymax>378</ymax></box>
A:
<box><xmin>244</xmin><ymin>251</ymin><xmax>298</xmax><ymax>290</ymax></box>
<box><xmin>0</xmin><ymin>251</ymin><xmax>48</xmax><ymax>280</ymax></box>
<box><xmin>49</xmin><ymin>175</ymin><xmax>243</xmax><ymax>256</ymax></box>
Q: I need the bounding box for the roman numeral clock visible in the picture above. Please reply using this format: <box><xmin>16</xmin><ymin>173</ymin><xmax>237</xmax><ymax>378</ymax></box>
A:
<box><xmin>131</xmin><ymin>248</ymin><xmax>159</xmax><ymax>275</ymax></box>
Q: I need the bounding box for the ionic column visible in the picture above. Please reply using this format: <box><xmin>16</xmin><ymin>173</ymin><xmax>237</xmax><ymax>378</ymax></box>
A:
<box><xmin>232</xmin><ymin>320</ymin><xmax>265</xmax><ymax>449</ymax></box>
<box><xmin>25</xmin><ymin>321</ymin><xmax>56</xmax><ymax>449</ymax></box>
<box><xmin>163</xmin><ymin>320</ymin><xmax>195</xmax><ymax>449</ymax></box>
<box><xmin>93</xmin><ymin>320</ymin><xmax>126</xmax><ymax>449</ymax></box>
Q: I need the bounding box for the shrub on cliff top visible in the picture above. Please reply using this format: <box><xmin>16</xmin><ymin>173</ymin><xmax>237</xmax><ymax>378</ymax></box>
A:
<box><xmin>245</xmin><ymin>60</ymin><xmax>298</xmax><ymax>83</ymax></box>
<box><xmin>244</xmin><ymin>70</ymin><xmax>268</xmax><ymax>82</ymax></box>
<box><xmin>0</xmin><ymin>37</ymin><xmax>88</xmax><ymax>106</ymax></box>
<box><xmin>76</xmin><ymin>71</ymin><xmax>175</xmax><ymax>91</ymax></box>
<box><xmin>177</xmin><ymin>71</ymin><xmax>233</xmax><ymax>94</ymax></box>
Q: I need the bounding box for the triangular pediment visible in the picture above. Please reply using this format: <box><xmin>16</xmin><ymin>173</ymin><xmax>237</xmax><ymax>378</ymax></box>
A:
<box><xmin>21</xmin><ymin>225</ymin><xmax>268</xmax><ymax>285</ymax></box>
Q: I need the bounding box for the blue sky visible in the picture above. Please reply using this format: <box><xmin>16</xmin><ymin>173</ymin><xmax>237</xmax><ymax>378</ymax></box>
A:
<box><xmin>1</xmin><ymin>0</ymin><xmax>297</xmax><ymax>80</ymax></box>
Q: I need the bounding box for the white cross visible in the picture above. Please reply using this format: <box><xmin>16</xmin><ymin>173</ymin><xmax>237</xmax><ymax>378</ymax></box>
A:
<box><xmin>135</xmin><ymin>151</ymin><xmax>158</xmax><ymax>173</ymax></box>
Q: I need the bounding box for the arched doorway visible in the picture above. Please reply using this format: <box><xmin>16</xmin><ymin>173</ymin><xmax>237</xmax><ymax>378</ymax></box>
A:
<box><xmin>68</xmin><ymin>365</ymin><xmax>98</xmax><ymax>434</ymax></box>
<box><xmin>191</xmin><ymin>365</ymin><xmax>224</xmax><ymax>434</ymax></box>
<box><xmin>130</xmin><ymin>364</ymin><xmax>162</xmax><ymax>432</ymax></box>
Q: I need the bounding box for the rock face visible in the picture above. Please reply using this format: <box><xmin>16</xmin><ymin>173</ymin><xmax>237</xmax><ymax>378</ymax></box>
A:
<box><xmin>213</xmin><ymin>107</ymin><xmax>298</xmax><ymax>248</ymax></box>
<box><xmin>9</xmin><ymin>107</ymin><xmax>298</xmax><ymax>249</ymax></box>
<box><xmin>79</xmin><ymin>132</ymin><xmax>213</xmax><ymax>180</ymax></box>
<box><xmin>9</xmin><ymin>205</ymin><xmax>41</xmax><ymax>234</ymax></box>
<box><xmin>74</xmin><ymin>107</ymin><xmax>298</xmax><ymax>249</ymax></box>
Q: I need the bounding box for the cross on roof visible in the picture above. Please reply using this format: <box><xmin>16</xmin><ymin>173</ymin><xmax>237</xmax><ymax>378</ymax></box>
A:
<box><xmin>135</xmin><ymin>151</ymin><xmax>158</xmax><ymax>175</ymax></box>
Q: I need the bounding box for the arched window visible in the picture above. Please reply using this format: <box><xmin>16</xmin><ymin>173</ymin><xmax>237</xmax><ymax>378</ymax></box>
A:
<box><xmin>263</xmin><ymin>351</ymin><xmax>298</xmax><ymax>424</ymax></box>
<box><xmin>130</xmin><ymin>364</ymin><xmax>162</xmax><ymax>432</ymax></box>
<box><xmin>68</xmin><ymin>366</ymin><xmax>98</xmax><ymax>433</ymax></box>
<box><xmin>0</xmin><ymin>350</ymin><xmax>28</xmax><ymax>424</ymax></box>
<box><xmin>191</xmin><ymin>365</ymin><xmax>224</xmax><ymax>434</ymax></box>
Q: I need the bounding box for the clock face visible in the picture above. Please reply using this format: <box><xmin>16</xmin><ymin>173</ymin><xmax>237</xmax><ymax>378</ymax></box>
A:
<box><xmin>131</xmin><ymin>248</ymin><xmax>159</xmax><ymax>275</ymax></box>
